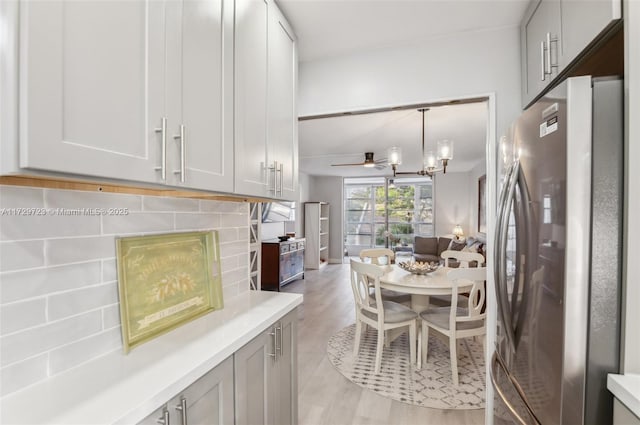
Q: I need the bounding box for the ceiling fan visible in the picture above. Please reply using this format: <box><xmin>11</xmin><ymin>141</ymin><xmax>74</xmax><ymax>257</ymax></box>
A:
<box><xmin>331</xmin><ymin>152</ymin><xmax>387</xmax><ymax>170</ymax></box>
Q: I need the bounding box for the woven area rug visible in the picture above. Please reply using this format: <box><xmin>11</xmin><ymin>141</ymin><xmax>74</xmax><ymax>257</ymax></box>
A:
<box><xmin>326</xmin><ymin>324</ymin><xmax>485</xmax><ymax>409</ymax></box>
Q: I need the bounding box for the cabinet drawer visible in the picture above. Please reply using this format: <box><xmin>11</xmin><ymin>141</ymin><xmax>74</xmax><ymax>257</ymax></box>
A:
<box><xmin>280</xmin><ymin>244</ymin><xmax>289</xmax><ymax>254</ymax></box>
<box><xmin>297</xmin><ymin>241</ymin><xmax>305</xmax><ymax>250</ymax></box>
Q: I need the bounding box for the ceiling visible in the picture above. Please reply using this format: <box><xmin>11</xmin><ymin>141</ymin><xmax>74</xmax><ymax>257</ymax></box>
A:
<box><xmin>279</xmin><ymin>0</ymin><xmax>528</xmax><ymax>177</ymax></box>
<box><xmin>299</xmin><ymin>101</ymin><xmax>488</xmax><ymax>177</ymax></box>
<box><xmin>277</xmin><ymin>0</ymin><xmax>529</xmax><ymax>63</ymax></box>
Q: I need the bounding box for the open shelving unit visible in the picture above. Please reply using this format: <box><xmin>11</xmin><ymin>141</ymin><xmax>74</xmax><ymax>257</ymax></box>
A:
<box><xmin>305</xmin><ymin>202</ymin><xmax>329</xmax><ymax>269</ymax></box>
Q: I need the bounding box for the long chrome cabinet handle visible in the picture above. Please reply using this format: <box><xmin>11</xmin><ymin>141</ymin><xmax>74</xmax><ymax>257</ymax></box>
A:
<box><xmin>545</xmin><ymin>33</ymin><xmax>552</xmax><ymax>75</ymax></box>
<box><xmin>154</xmin><ymin>118</ymin><xmax>167</xmax><ymax>180</ymax></box>
<box><xmin>156</xmin><ymin>408</ymin><xmax>170</xmax><ymax>425</ymax></box>
<box><xmin>173</xmin><ymin>125</ymin><xmax>185</xmax><ymax>183</ymax></box>
<box><xmin>268</xmin><ymin>328</ymin><xmax>277</xmax><ymax>358</ymax></box>
<box><xmin>278</xmin><ymin>163</ymin><xmax>284</xmax><ymax>195</ymax></box>
<box><xmin>276</xmin><ymin>323</ymin><xmax>283</xmax><ymax>357</ymax></box>
<box><xmin>540</xmin><ymin>41</ymin><xmax>546</xmax><ymax>81</ymax></box>
<box><xmin>174</xmin><ymin>397</ymin><xmax>188</xmax><ymax>425</ymax></box>
<box><xmin>268</xmin><ymin>161</ymin><xmax>278</xmax><ymax>193</ymax></box>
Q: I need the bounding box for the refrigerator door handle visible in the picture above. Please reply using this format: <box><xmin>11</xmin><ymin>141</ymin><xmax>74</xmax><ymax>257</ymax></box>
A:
<box><xmin>494</xmin><ymin>162</ymin><xmax>514</xmax><ymax>342</ymax></box>
<box><xmin>495</xmin><ymin>161</ymin><xmax>520</xmax><ymax>353</ymax></box>
<box><xmin>512</xmin><ymin>170</ymin><xmax>534</xmax><ymax>349</ymax></box>
<box><xmin>491</xmin><ymin>351</ymin><xmax>542</xmax><ymax>425</ymax></box>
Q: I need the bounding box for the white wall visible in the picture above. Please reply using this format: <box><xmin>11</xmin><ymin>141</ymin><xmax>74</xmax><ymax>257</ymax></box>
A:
<box><xmin>0</xmin><ymin>185</ymin><xmax>250</xmax><ymax>396</ymax></box>
<box><xmin>299</xmin><ymin>26</ymin><xmax>521</xmax><ymax>140</ymax></box>
<box><xmin>434</xmin><ymin>171</ymin><xmax>471</xmax><ymax>237</ymax></box>
<box><xmin>308</xmin><ymin>176</ymin><xmax>343</xmax><ymax>262</ymax></box>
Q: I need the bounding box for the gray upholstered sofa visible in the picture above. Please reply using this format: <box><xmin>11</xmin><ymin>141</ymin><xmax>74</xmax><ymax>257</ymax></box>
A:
<box><xmin>413</xmin><ymin>236</ymin><xmax>453</xmax><ymax>263</ymax></box>
<box><xmin>413</xmin><ymin>235</ymin><xmax>486</xmax><ymax>266</ymax></box>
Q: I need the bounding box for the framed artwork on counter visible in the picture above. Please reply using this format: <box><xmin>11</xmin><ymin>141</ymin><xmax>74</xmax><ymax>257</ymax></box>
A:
<box><xmin>478</xmin><ymin>174</ymin><xmax>487</xmax><ymax>234</ymax></box>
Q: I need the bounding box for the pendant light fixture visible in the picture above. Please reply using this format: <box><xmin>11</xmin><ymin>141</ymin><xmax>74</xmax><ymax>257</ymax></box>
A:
<box><xmin>388</xmin><ymin>108</ymin><xmax>454</xmax><ymax>177</ymax></box>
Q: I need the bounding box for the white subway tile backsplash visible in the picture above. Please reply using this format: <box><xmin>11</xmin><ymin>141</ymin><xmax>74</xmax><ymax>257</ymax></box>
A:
<box><xmin>1</xmin><ymin>310</ymin><xmax>102</xmax><ymax>366</ymax></box>
<box><xmin>216</xmin><ymin>228</ymin><xmax>238</xmax><ymax>243</ymax></box>
<box><xmin>0</xmin><ymin>298</ymin><xmax>47</xmax><ymax>335</ymax></box>
<box><xmin>48</xmin><ymin>328</ymin><xmax>122</xmax><ymax>375</ymax></box>
<box><xmin>102</xmin><ymin>212</ymin><xmax>174</xmax><ymax>235</ymax></box>
<box><xmin>102</xmin><ymin>259</ymin><xmax>117</xmax><ymax>282</ymax></box>
<box><xmin>0</xmin><ymin>240</ymin><xmax>45</xmax><ymax>272</ymax></box>
<box><xmin>0</xmin><ymin>186</ymin><xmax>251</xmax><ymax>396</ymax></box>
<box><xmin>0</xmin><ymin>214</ymin><xmax>101</xmax><ymax>241</ymax></box>
<box><xmin>143</xmin><ymin>196</ymin><xmax>199</xmax><ymax>212</ymax></box>
<box><xmin>0</xmin><ymin>261</ymin><xmax>102</xmax><ymax>304</ymax></box>
<box><xmin>45</xmin><ymin>236</ymin><xmax>116</xmax><ymax>266</ymax></box>
<box><xmin>0</xmin><ymin>354</ymin><xmax>48</xmax><ymax>397</ymax></box>
<box><xmin>220</xmin><ymin>241</ymin><xmax>249</xmax><ymax>258</ymax></box>
<box><xmin>0</xmin><ymin>186</ymin><xmax>44</xmax><ymax>208</ymax></box>
<box><xmin>102</xmin><ymin>304</ymin><xmax>121</xmax><ymax>329</ymax></box>
<box><xmin>222</xmin><ymin>267</ymin><xmax>249</xmax><ymax>287</ymax></box>
<box><xmin>174</xmin><ymin>213</ymin><xmax>221</xmax><ymax>231</ymax></box>
<box><xmin>220</xmin><ymin>256</ymin><xmax>238</xmax><ymax>273</ymax></box>
<box><xmin>48</xmin><ymin>282</ymin><xmax>118</xmax><ymax>321</ymax></box>
<box><xmin>219</xmin><ymin>214</ymin><xmax>248</xmax><ymax>228</ymax></box>
<box><xmin>44</xmin><ymin>189</ymin><xmax>142</xmax><ymax>211</ymax></box>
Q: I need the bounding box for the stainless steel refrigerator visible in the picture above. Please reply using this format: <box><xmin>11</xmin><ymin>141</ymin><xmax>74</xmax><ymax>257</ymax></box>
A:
<box><xmin>491</xmin><ymin>76</ymin><xmax>623</xmax><ymax>425</ymax></box>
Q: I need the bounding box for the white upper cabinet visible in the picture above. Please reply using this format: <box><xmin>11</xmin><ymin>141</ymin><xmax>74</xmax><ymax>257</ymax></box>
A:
<box><xmin>268</xmin><ymin>5</ymin><xmax>299</xmax><ymax>201</ymax></box>
<box><xmin>19</xmin><ymin>1</ymin><xmax>165</xmax><ymax>183</ymax></box>
<box><xmin>234</xmin><ymin>0</ymin><xmax>270</xmax><ymax>198</ymax></box>
<box><xmin>521</xmin><ymin>0</ymin><xmax>621</xmax><ymax>108</ymax></box>
<box><xmin>521</xmin><ymin>0</ymin><xmax>562</xmax><ymax>107</ymax></box>
<box><xmin>169</xmin><ymin>0</ymin><xmax>234</xmax><ymax>192</ymax></box>
<box><xmin>234</xmin><ymin>0</ymin><xmax>299</xmax><ymax>201</ymax></box>
<box><xmin>560</xmin><ymin>0</ymin><xmax>621</xmax><ymax>63</ymax></box>
<box><xmin>14</xmin><ymin>0</ymin><xmax>234</xmax><ymax>192</ymax></box>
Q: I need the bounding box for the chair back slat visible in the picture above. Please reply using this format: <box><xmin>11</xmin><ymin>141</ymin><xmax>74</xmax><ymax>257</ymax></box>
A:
<box><xmin>446</xmin><ymin>267</ymin><xmax>487</xmax><ymax>322</ymax></box>
<box><xmin>360</xmin><ymin>248</ymin><xmax>395</xmax><ymax>265</ymax></box>
<box><xmin>440</xmin><ymin>249</ymin><xmax>484</xmax><ymax>267</ymax></box>
<box><xmin>350</xmin><ymin>259</ymin><xmax>385</xmax><ymax>321</ymax></box>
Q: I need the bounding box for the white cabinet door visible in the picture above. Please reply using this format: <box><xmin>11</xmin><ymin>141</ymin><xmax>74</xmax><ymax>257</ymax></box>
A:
<box><xmin>170</xmin><ymin>0</ymin><xmax>234</xmax><ymax>192</ymax></box>
<box><xmin>561</xmin><ymin>0</ymin><xmax>621</xmax><ymax>64</ymax></box>
<box><xmin>20</xmin><ymin>0</ymin><xmax>165</xmax><ymax>183</ymax></box>
<box><xmin>234</xmin><ymin>326</ymin><xmax>274</xmax><ymax>425</ymax></box>
<box><xmin>136</xmin><ymin>356</ymin><xmax>234</xmax><ymax>425</ymax></box>
<box><xmin>177</xmin><ymin>355</ymin><xmax>234</xmax><ymax>425</ymax></box>
<box><xmin>522</xmin><ymin>0</ymin><xmax>562</xmax><ymax>107</ymax></box>
<box><xmin>268</xmin><ymin>4</ymin><xmax>298</xmax><ymax>202</ymax></box>
<box><xmin>234</xmin><ymin>0</ymin><xmax>270</xmax><ymax>197</ymax></box>
<box><xmin>275</xmin><ymin>310</ymin><xmax>298</xmax><ymax>425</ymax></box>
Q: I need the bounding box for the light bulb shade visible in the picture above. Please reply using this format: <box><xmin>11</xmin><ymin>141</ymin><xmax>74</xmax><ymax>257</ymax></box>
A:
<box><xmin>453</xmin><ymin>224</ymin><xmax>464</xmax><ymax>238</ymax></box>
<box><xmin>387</xmin><ymin>146</ymin><xmax>402</xmax><ymax>165</ymax></box>
<box><xmin>437</xmin><ymin>139</ymin><xmax>454</xmax><ymax>161</ymax></box>
<box><xmin>424</xmin><ymin>151</ymin><xmax>437</xmax><ymax>169</ymax></box>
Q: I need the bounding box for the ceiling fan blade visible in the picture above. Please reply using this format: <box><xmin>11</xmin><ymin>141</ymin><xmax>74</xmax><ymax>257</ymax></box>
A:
<box><xmin>374</xmin><ymin>163</ymin><xmax>387</xmax><ymax>170</ymax></box>
<box><xmin>331</xmin><ymin>162</ymin><xmax>366</xmax><ymax>167</ymax></box>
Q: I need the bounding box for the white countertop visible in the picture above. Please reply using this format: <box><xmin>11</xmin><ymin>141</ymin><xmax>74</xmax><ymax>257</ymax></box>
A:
<box><xmin>0</xmin><ymin>291</ymin><xmax>303</xmax><ymax>425</ymax></box>
<box><xmin>608</xmin><ymin>373</ymin><xmax>640</xmax><ymax>418</ymax></box>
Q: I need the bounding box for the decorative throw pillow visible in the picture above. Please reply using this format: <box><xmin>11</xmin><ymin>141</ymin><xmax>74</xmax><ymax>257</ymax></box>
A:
<box><xmin>448</xmin><ymin>239</ymin><xmax>466</xmax><ymax>251</ymax></box>
<box><xmin>462</xmin><ymin>245</ymin><xmax>478</xmax><ymax>253</ymax></box>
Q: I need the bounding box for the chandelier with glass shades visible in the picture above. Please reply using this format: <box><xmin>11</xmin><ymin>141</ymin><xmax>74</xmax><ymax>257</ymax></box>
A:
<box><xmin>387</xmin><ymin>108</ymin><xmax>453</xmax><ymax>177</ymax></box>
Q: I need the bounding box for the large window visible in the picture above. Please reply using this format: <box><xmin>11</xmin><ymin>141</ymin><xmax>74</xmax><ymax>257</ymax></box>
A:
<box><xmin>344</xmin><ymin>177</ymin><xmax>433</xmax><ymax>256</ymax></box>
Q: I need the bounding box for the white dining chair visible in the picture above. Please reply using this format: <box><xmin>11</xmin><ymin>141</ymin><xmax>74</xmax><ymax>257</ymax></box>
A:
<box><xmin>440</xmin><ymin>249</ymin><xmax>485</xmax><ymax>268</ymax></box>
<box><xmin>359</xmin><ymin>248</ymin><xmax>411</xmax><ymax>305</ymax></box>
<box><xmin>419</xmin><ymin>267</ymin><xmax>487</xmax><ymax>386</ymax></box>
<box><xmin>349</xmin><ymin>259</ymin><xmax>418</xmax><ymax>374</ymax></box>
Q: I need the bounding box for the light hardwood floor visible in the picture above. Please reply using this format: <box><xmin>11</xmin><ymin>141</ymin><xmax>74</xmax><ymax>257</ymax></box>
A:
<box><xmin>282</xmin><ymin>263</ymin><xmax>485</xmax><ymax>425</ymax></box>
